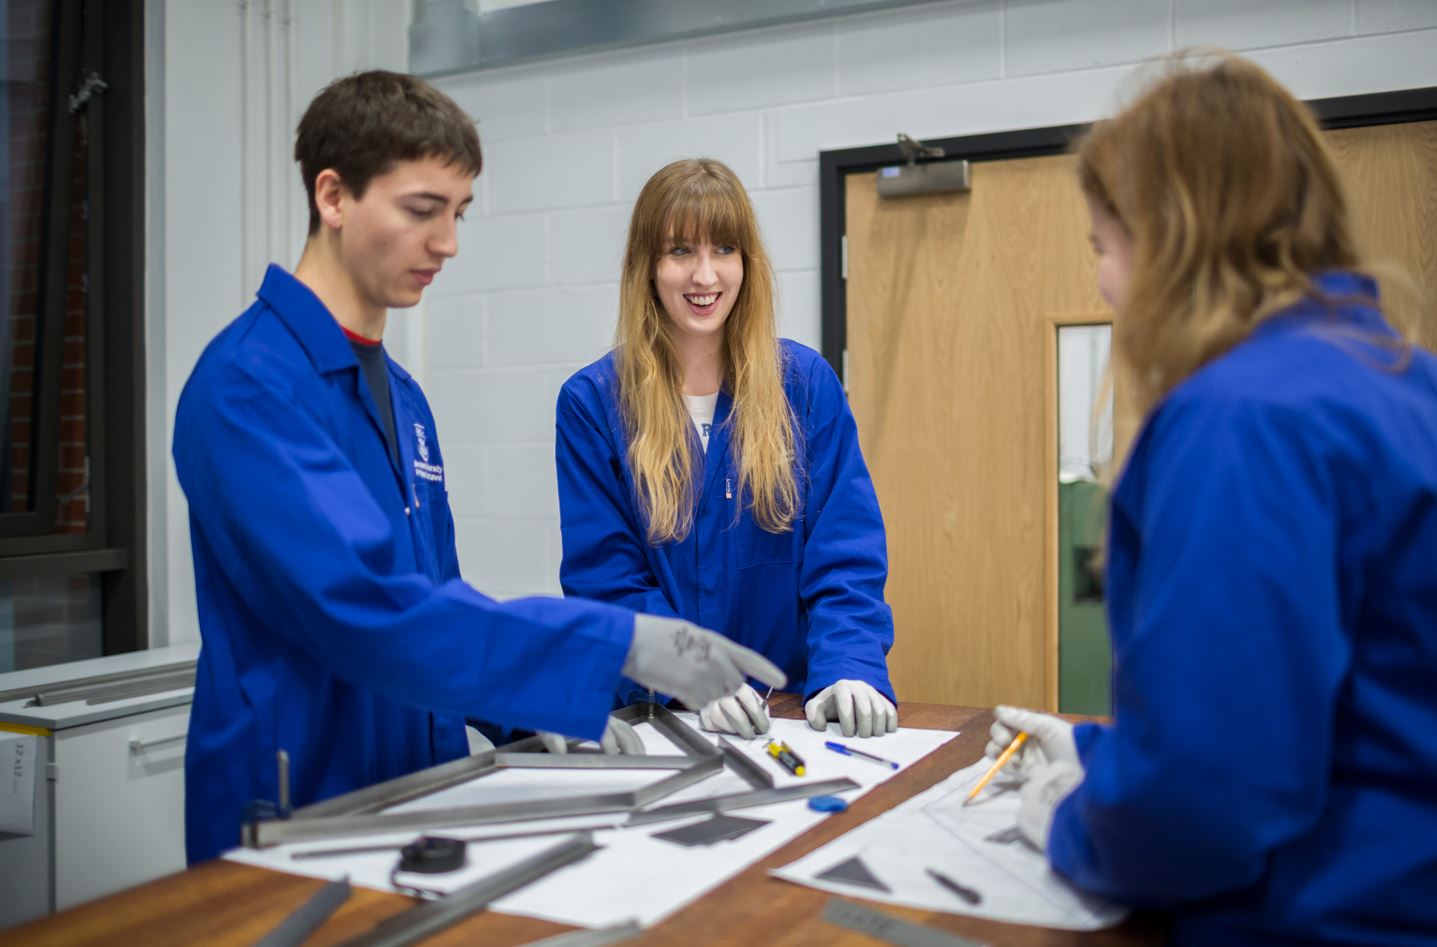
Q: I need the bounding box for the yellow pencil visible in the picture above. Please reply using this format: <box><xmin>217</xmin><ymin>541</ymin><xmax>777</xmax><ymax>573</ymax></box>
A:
<box><xmin>963</xmin><ymin>731</ymin><xmax>1028</xmax><ymax>806</ymax></box>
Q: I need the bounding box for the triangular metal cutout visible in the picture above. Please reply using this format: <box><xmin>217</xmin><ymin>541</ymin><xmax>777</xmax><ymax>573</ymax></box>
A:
<box><xmin>816</xmin><ymin>855</ymin><xmax>892</xmax><ymax>893</ymax></box>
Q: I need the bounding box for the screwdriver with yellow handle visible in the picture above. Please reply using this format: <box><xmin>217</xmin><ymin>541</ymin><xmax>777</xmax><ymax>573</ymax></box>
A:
<box><xmin>963</xmin><ymin>731</ymin><xmax>1028</xmax><ymax>806</ymax></box>
<box><xmin>765</xmin><ymin>738</ymin><xmax>806</xmax><ymax>777</ymax></box>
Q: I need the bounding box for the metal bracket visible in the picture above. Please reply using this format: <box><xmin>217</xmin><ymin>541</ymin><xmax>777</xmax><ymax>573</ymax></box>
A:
<box><xmin>896</xmin><ymin>132</ymin><xmax>944</xmax><ymax>166</ymax></box>
<box><xmin>246</xmin><ymin>703</ymin><xmax>721</xmax><ymax>849</ymax></box>
<box><xmin>879</xmin><ymin>133</ymin><xmax>970</xmax><ymax>199</ymax></box>
<box><xmin>68</xmin><ymin>70</ymin><xmax>108</xmax><ymax>115</ymax></box>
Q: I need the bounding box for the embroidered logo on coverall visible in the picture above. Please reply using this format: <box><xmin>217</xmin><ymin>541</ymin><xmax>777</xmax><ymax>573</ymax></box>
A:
<box><xmin>413</xmin><ymin>422</ymin><xmax>443</xmax><ymax>483</ymax></box>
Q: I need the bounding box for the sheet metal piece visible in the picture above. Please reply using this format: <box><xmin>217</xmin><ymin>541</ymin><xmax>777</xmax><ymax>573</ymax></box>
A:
<box><xmin>821</xmin><ymin>898</ymin><xmax>989</xmax><ymax>947</ymax></box>
<box><xmin>253</xmin><ymin>876</ymin><xmax>352</xmax><ymax>947</ymax></box>
<box><xmin>715</xmin><ymin>736</ymin><xmax>774</xmax><ymax>789</ymax></box>
<box><xmin>624</xmin><ymin>777</ymin><xmax>859</xmax><ymax>827</ymax></box>
<box><xmin>341</xmin><ymin>834</ymin><xmax>599</xmax><ymax>947</ymax></box>
<box><xmin>650</xmin><ymin>813</ymin><xmax>770</xmax><ymax>848</ymax></box>
<box><xmin>815</xmin><ymin>855</ymin><xmax>891</xmax><ymax>893</ymax></box>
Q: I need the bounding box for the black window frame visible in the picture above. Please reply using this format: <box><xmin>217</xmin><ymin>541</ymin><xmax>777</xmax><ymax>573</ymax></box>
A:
<box><xmin>0</xmin><ymin>0</ymin><xmax>146</xmax><ymax>656</ymax></box>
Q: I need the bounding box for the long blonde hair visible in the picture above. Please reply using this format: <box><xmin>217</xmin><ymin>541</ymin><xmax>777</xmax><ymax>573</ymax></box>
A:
<box><xmin>1076</xmin><ymin>52</ymin><xmax>1400</xmax><ymax>420</ymax></box>
<box><xmin>615</xmin><ymin>159</ymin><xmax>798</xmax><ymax>544</ymax></box>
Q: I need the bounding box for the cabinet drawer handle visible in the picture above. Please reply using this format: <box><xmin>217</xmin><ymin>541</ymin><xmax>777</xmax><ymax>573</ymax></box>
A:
<box><xmin>129</xmin><ymin>732</ymin><xmax>186</xmax><ymax>754</ymax></box>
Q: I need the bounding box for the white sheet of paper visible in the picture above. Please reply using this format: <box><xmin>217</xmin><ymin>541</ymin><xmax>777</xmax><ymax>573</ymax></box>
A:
<box><xmin>770</xmin><ymin>757</ymin><xmax>1128</xmax><ymax>931</ymax></box>
<box><xmin>0</xmin><ymin>735</ymin><xmax>39</xmax><ymax>836</ymax></box>
<box><xmin>225</xmin><ymin>715</ymin><xmax>957</xmax><ymax>928</ymax></box>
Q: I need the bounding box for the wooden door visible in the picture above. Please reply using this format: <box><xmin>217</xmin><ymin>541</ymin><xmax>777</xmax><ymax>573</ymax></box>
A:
<box><xmin>845</xmin><ymin>154</ymin><xmax>1103</xmax><ymax>710</ymax></box>
<box><xmin>1327</xmin><ymin>121</ymin><xmax>1437</xmax><ymax>350</ymax></box>
<box><xmin>845</xmin><ymin>120</ymin><xmax>1437</xmax><ymax>711</ymax></box>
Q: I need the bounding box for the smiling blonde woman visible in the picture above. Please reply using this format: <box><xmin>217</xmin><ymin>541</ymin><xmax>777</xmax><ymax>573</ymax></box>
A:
<box><xmin>555</xmin><ymin>158</ymin><xmax>898</xmax><ymax>738</ymax></box>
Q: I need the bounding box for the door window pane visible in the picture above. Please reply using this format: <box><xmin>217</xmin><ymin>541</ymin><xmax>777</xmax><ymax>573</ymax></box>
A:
<box><xmin>1</xmin><ymin>2</ymin><xmax>54</xmax><ymax>515</ymax></box>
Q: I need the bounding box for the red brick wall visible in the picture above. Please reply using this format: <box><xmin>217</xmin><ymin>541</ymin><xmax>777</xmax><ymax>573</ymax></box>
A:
<box><xmin>6</xmin><ymin>0</ymin><xmax>88</xmax><ymax>532</ymax></box>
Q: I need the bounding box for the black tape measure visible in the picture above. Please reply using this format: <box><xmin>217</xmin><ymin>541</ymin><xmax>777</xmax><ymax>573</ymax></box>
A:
<box><xmin>397</xmin><ymin>835</ymin><xmax>467</xmax><ymax>874</ymax></box>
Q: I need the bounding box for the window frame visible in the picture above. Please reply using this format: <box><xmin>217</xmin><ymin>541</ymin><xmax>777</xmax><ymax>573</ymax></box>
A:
<box><xmin>0</xmin><ymin>0</ymin><xmax>145</xmax><ymax>657</ymax></box>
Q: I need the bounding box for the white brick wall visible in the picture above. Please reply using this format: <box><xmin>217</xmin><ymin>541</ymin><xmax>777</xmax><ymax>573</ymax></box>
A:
<box><xmin>408</xmin><ymin>0</ymin><xmax>1436</xmax><ymax>598</ymax></box>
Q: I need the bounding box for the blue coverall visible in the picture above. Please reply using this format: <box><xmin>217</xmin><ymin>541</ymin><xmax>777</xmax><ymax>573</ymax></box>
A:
<box><xmin>555</xmin><ymin>340</ymin><xmax>895</xmax><ymax>706</ymax></box>
<box><xmin>1049</xmin><ymin>273</ymin><xmax>1437</xmax><ymax>945</ymax></box>
<box><xmin>173</xmin><ymin>266</ymin><xmax>634</xmax><ymax>863</ymax></box>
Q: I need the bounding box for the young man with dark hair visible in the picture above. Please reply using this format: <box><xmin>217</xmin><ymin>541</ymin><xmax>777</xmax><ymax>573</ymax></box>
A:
<box><xmin>173</xmin><ymin>70</ymin><xmax>782</xmax><ymax>864</ymax></box>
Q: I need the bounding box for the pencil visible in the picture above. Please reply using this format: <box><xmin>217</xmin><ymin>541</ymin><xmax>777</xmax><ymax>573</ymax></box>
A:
<box><xmin>963</xmin><ymin>731</ymin><xmax>1028</xmax><ymax>806</ymax></box>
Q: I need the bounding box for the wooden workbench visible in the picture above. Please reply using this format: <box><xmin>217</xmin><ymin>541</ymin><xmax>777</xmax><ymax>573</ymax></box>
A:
<box><xmin>4</xmin><ymin>700</ymin><xmax>1166</xmax><ymax>946</ymax></box>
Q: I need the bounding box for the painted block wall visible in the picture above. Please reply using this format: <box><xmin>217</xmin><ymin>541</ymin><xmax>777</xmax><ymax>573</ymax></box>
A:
<box><xmin>422</xmin><ymin>0</ymin><xmax>1437</xmax><ymax>599</ymax></box>
<box><xmin>151</xmin><ymin>0</ymin><xmax>1437</xmax><ymax>639</ymax></box>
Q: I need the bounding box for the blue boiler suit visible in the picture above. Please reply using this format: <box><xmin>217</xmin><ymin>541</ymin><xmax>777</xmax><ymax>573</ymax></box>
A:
<box><xmin>555</xmin><ymin>340</ymin><xmax>895</xmax><ymax>706</ymax></box>
<box><xmin>1047</xmin><ymin>273</ymin><xmax>1437</xmax><ymax>945</ymax></box>
<box><xmin>173</xmin><ymin>266</ymin><xmax>633</xmax><ymax>864</ymax></box>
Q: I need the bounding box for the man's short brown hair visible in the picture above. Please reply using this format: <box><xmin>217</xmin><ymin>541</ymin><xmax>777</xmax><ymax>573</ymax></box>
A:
<box><xmin>295</xmin><ymin>70</ymin><xmax>482</xmax><ymax>235</ymax></box>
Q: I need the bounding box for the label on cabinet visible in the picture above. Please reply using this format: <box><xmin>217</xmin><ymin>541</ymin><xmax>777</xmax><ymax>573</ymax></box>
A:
<box><xmin>0</xmin><ymin>735</ymin><xmax>38</xmax><ymax>835</ymax></box>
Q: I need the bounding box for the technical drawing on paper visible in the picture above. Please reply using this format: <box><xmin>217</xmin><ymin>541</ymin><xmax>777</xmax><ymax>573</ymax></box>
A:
<box><xmin>772</xmin><ymin>759</ymin><xmax>1128</xmax><ymax>931</ymax></box>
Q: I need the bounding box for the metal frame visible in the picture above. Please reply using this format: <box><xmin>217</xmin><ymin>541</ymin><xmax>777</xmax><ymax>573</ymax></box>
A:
<box><xmin>0</xmin><ymin>0</ymin><xmax>146</xmax><ymax>654</ymax></box>
<box><xmin>247</xmin><ymin>703</ymin><xmax>723</xmax><ymax>849</ymax></box>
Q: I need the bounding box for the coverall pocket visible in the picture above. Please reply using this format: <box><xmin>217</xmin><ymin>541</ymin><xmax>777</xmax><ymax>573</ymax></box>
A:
<box><xmin>737</xmin><ymin>524</ymin><xmax>798</xmax><ymax>569</ymax></box>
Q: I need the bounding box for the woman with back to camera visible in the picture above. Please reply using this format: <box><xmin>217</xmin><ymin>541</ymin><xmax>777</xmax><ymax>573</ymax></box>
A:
<box><xmin>555</xmin><ymin>158</ymin><xmax>897</xmax><ymax>739</ymax></box>
<box><xmin>984</xmin><ymin>53</ymin><xmax>1437</xmax><ymax>945</ymax></box>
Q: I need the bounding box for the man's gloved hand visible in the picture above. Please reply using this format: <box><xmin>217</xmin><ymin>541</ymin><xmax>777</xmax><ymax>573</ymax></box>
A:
<box><xmin>696</xmin><ymin>683</ymin><xmax>771</xmax><ymax>739</ymax></box>
<box><xmin>804</xmin><ymin>680</ymin><xmax>898</xmax><ymax>738</ymax></box>
<box><xmin>1017</xmin><ymin>760</ymin><xmax>1084</xmax><ymax>849</ymax></box>
<box><xmin>623</xmin><ymin>614</ymin><xmax>786</xmax><ymax>710</ymax></box>
<box><xmin>985</xmin><ymin>705</ymin><xmax>1080</xmax><ymax>779</ymax></box>
<box><xmin>539</xmin><ymin>714</ymin><xmax>645</xmax><ymax>755</ymax></box>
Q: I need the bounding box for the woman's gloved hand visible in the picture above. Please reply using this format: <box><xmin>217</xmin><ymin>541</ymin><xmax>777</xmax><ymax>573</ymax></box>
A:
<box><xmin>696</xmin><ymin>683</ymin><xmax>771</xmax><ymax>739</ymax></box>
<box><xmin>804</xmin><ymin>680</ymin><xmax>898</xmax><ymax>737</ymax></box>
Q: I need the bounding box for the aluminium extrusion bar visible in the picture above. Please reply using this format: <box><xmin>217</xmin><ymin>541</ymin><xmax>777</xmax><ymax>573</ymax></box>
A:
<box><xmin>253</xmin><ymin>876</ymin><xmax>352</xmax><ymax>947</ymax></box>
<box><xmin>629</xmin><ymin>752</ymin><xmax>725</xmax><ymax>807</ymax></box>
<box><xmin>341</xmin><ymin>833</ymin><xmax>600</xmax><ymax>947</ymax></box>
<box><xmin>624</xmin><ymin>777</ymin><xmax>861</xmax><ymax>827</ymax></box>
<box><xmin>6</xmin><ymin>660</ymin><xmax>197</xmax><ymax>705</ymax></box>
<box><xmin>613</xmin><ymin>701</ymin><xmax>720</xmax><ymax>757</ymax></box>
<box><xmin>492</xmin><ymin>753</ymin><xmax>698</xmax><ymax>770</ymax></box>
<box><xmin>79</xmin><ymin>670</ymin><xmax>197</xmax><ymax>705</ymax></box>
<box><xmin>254</xmin><ymin>789</ymin><xmax>634</xmax><ymax>848</ymax></box>
<box><xmin>294</xmin><ymin>747</ymin><xmax>505</xmax><ymax>819</ymax></box>
<box><xmin>715</xmin><ymin>736</ymin><xmax>775</xmax><ymax>789</ymax></box>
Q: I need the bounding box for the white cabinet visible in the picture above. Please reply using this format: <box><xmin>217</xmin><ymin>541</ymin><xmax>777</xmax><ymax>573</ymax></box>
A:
<box><xmin>0</xmin><ymin>645</ymin><xmax>198</xmax><ymax>929</ymax></box>
<box><xmin>52</xmin><ymin>703</ymin><xmax>190</xmax><ymax>909</ymax></box>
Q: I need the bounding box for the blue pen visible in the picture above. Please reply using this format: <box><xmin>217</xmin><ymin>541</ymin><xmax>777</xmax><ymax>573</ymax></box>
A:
<box><xmin>824</xmin><ymin>740</ymin><xmax>899</xmax><ymax>770</ymax></box>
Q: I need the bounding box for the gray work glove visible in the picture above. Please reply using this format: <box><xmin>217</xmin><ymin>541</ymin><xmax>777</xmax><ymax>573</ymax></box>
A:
<box><xmin>696</xmin><ymin>683</ymin><xmax>771</xmax><ymax>740</ymax></box>
<box><xmin>805</xmin><ymin>680</ymin><xmax>898</xmax><ymax>738</ymax></box>
<box><xmin>985</xmin><ymin>704</ymin><xmax>1080</xmax><ymax>780</ymax></box>
<box><xmin>623</xmin><ymin>614</ymin><xmax>786</xmax><ymax>710</ymax></box>
<box><xmin>1017</xmin><ymin>760</ymin><xmax>1085</xmax><ymax>849</ymax></box>
<box><xmin>539</xmin><ymin>714</ymin><xmax>645</xmax><ymax>755</ymax></box>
